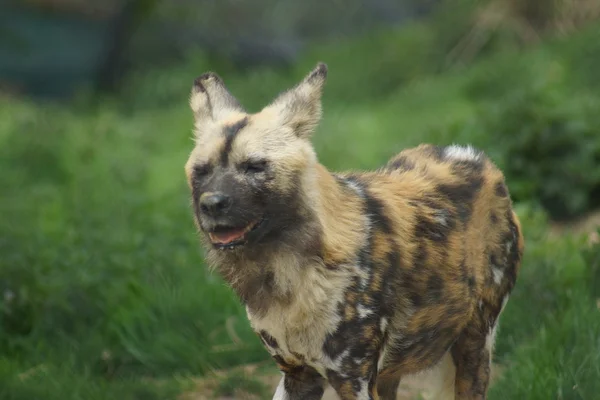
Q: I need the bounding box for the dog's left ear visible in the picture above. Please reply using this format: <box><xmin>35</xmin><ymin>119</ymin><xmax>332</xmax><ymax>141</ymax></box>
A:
<box><xmin>190</xmin><ymin>72</ymin><xmax>245</xmax><ymax>123</ymax></box>
<box><xmin>264</xmin><ymin>62</ymin><xmax>327</xmax><ymax>139</ymax></box>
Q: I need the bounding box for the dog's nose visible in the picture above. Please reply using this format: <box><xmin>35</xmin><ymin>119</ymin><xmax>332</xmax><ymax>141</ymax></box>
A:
<box><xmin>200</xmin><ymin>192</ymin><xmax>232</xmax><ymax>217</ymax></box>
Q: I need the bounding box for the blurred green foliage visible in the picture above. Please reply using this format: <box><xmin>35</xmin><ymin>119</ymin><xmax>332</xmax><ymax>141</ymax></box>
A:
<box><xmin>1</xmin><ymin>5</ymin><xmax>600</xmax><ymax>398</ymax></box>
<box><xmin>455</xmin><ymin>58</ymin><xmax>600</xmax><ymax>219</ymax></box>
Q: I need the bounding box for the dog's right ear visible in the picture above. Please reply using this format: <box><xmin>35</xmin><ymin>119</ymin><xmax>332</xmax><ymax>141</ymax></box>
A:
<box><xmin>190</xmin><ymin>72</ymin><xmax>245</xmax><ymax>124</ymax></box>
<box><xmin>262</xmin><ymin>62</ymin><xmax>327</xmax><ymax>139</ymax></box>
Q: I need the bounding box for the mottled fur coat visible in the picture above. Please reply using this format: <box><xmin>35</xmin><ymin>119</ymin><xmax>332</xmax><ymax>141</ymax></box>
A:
<box><xmin>184</xmin><ymin>63</ymin><xmax>524</xmax><ymax>400</ymax></box>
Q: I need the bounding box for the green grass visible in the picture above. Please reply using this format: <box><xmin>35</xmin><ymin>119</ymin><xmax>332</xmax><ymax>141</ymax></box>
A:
<box><xmin>213</xmin><ymin>371</ymin><xmax>270</xmax><ymax>398</ymax></box>
<box><xmin>1</xmin><ymin>17</ymin><xmax>600</xmax><ymax>400</ymax></box>
<box><xmin>490</xmin><ymin>206</ymin><xmax>600</xmax><ymax>399</ymax></box>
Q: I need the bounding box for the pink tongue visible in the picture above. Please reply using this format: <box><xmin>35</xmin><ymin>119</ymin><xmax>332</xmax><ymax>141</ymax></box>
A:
<box><xmin>211</xmin><ymin>228</ymin><xmax>246</xmax><ymax>244</ymax></box>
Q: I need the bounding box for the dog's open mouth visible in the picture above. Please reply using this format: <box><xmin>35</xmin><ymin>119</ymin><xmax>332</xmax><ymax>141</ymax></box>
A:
<box><xmin>208</xmin><ymin>218</ymin><xmax>264</xmax><ymax>248</ymax></box>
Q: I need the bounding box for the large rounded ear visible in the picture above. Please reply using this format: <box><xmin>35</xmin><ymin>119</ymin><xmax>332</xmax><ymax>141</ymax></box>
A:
<box><xmin>189</xmin><ymin>72</ymin><xmax>245</xmax><ymax>124</ymax></box>
<box><xmin>264</xmin><ymin>62</ymin><xmax>327</xmax><ymax>139</ymax></box>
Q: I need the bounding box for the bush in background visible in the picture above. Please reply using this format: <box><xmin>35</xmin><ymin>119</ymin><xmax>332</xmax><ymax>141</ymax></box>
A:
<box><xmin>448</xmin><ymin>25</ymin><xmax>600</xmax><ymax>220</ymax></box>
<box><xmin>482</xmin><ymin>85</ymin><xmax>600</xmax><ymax>220</ymax></box>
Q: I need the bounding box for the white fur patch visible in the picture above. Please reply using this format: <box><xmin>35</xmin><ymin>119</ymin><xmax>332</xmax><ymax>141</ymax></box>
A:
<box><xmin>321</xmin><ymin>348</ymin><xmax>350</xmax><ymax>376</ymax></box>
<box><xmin>432</xmin><ymin>209</ymin><xmax>450</xmax><ymax>226</ymax></box>
<box><xmin>340</xmin><ymin>177</ymin><xmax>373</xmax><ymax>290</ymax></box>
<box><xmin>487</xmin><ymin>295</ymin><xmax>509</xmax><ymax>355</ymax></box>
<box><xmin>357</xmin><ymin>378</ymin><xmax>370</xmax><ymax>399</ymax></box>
<box><xmin>485</xmin><ymin>323</ymin><xmax>499</xmax><ymax>354</ymax></box>
<box><xmin>403</xmin><ymin>352</ymin><xmax>456</xmax><ymax>400</ymax></box>
<box><xmin>357</xmin><ymin>304</ymin><xmax>374</xmax><ymax>319</ymax></box>
<box><xmin>189</xmin><ymin>90</ymin><xmax>208</xmax><ymax>114</ymax></box>
<box><xmin>443</xmin><ymin>144</ymin><xmax>481</xmax><ymax>162</ymax></box>
<box><xmin>346</xmin><ymin>180</ymin><xmax>364</xmax><ymax>197</ymax></box>
<box><xmin>353</xmin><ymin>357</ymin><xmax>366</xmax><ymax>366</ymax></box>
<box><xmin>380</xmin><ymin>317</ymin><xmax>389</xmax><ymax>333</ymax></box>
<box><xmin>492</xmin><ymin>266</ymin><xmax>504</xmax><ymax>285</ymax></box>
<box><xmin>500</xmin><ymin>294</ymin><xmax>510</xmax><ymax>313</ymax></box>
<box><xmin>247</xmin><ymin>262</ymin><xmax>350</xmax><ymax>377</ymax></box>
<box><xmin>377</xmin><ymin>344</ymin><xmax>388</xmax><ymax>371</ymax></box>
<box><xmin>359</xmin><ymin>274</ymin><xmax>369</xmax><ymax>290</ymax></box>
<box><xmin>273</xmin><ymin>376</ymin><xmax>289</xmax><ymax>400</ymax></box>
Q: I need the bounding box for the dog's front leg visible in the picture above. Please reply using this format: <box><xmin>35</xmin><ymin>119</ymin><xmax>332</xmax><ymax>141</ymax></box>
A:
<box><xmin>272</xmin><ymin>364</ymin><xmax>326</xmax><ymax>400</ymax></box>
<box><xmin>327</xmin><ymin>370</ymin><xmax>379</xmax><ymax>400</ymax></box>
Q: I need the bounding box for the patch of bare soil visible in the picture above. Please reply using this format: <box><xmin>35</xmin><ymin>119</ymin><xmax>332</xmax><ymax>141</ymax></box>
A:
<box><xmin>548</xmin><ymin>209</ymin><xmax>600</xmax><ymax>241</ymax></box>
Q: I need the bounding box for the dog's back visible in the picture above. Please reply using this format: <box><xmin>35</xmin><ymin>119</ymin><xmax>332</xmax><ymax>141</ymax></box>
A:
<box><xmin>332</xmin><ymin>143</ymin><xmax>524</xmax><ymax>398</ymax></box>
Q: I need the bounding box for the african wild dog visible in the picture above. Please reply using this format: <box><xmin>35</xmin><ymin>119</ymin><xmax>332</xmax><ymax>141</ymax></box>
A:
<box><xmin>184</xmin><ymin>63</ymin><xmax>524</xmax><ymax>400</ymax></box>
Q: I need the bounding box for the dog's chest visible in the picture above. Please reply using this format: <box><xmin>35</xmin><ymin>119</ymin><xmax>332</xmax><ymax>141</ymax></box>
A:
<box><xmin>246</xmin><ymin>268</ymin><xmax>350</xmax><ymax>376</ymax></box>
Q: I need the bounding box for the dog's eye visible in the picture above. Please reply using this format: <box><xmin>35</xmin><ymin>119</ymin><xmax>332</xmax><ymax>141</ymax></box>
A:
<box><xmin>243</xmin><ymin>160</ymin><xmax>268</xmax><ymax>174</ymax></box>
<box><xmin>194</xmin><ymin>164</ymin><xmax>211</xmax><ymax>179</ymax></box>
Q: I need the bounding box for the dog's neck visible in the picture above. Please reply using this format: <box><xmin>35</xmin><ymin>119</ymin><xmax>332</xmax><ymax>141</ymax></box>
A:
<box><xmin>206</xmin><ymin>162</ymin><xmax>365</xmax><ymax>317</ymax></box>
<box><xmin>311</xmin><ymin>164</ymin><xmax>366</xmax><ymax>265</ymax></box>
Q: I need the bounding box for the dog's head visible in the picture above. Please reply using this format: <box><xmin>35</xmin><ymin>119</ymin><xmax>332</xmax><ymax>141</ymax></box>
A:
<box><xmin>185</xmin><ymin>63</ymin><xmax>327</xmax><ymax>251</ymax></box>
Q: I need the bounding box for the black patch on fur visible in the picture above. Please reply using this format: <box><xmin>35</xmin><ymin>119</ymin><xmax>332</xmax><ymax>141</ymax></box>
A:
<box><xmin>260</xmin><ymin>330</ymin><xmax>279</xmax><ymax>349</ymax></box>
<box><xmin>377</xmin><ymin>377</ymin><xmax>401</xmax><ymax>399</ymax></box>
<box><xmin>342</xmin><ymin>176</ymin><xmax>392</xmax><ymax>278</ymax></box>
<box><xmin>280</xmin><ymin>363</ymin><xmax>325</xmax><ymax>399</ymax></box>
<box><xmin>193</xmin><ymin>77</ymin><xmax>206</xmax><ymax>92</ymax></box>
<box><xmin>322</xmin><ymin>177</ymin><xmax>389</xmax><ymax>366</ymax></box>
<box><xmin>425</xmin><ymin>144</ymin><xmax>445</xmax><ymax>160</ymax></box>
<box><xmin>437</xmin><ymin>177</ymin><xmax>484</xmax><ymax>223</ymax></box>
<box><xmin>220</xmin><ymin>117</ymin><xmax>248</xmax><ymax>165</ymax></box>
<box><xmin>458</xmin><ymin>258</ymin><xmax>470</xmax><ymax>285</ymax></box>
<box><xmin>381</xmin><ymin>246</ymin><xmax>403</xmax><ymax>316</ymax></box>
<box><xmin>427</xmin><ymin>274</ymin><xmax>444</xmax><ymax>302</ymax></box>
<box><xmin>414</xmin><ymin>213</ymin><xmax>452</xmax><ymax>243</ymax></box>
<box><xmin>307</xmin><ymin>62</ymin><xmax>328</xmax><ymax>83</ymax></box>
<box><xmin>367</xmin><ymin>361</ymin><xmax>379</xmax><ymax>397</ymax></box>
<box><xmin>490</xmin><ymin>211</ymin><xmax>498</xmax><ymax>224</ymax></box>
<box><xmin>409</xmin><ymin>291</ymin><xmax>423</xmax><ymax>308</ymax></box>
<box><xmin>237</xmin><ymin>270</ymin><xmax>277</xmax><ymax>315</ymax></box>
<box><xmin>363</xmin><ymin>190</ymin><xmax>393</xmax><ymax>234</ymax></box>
<box><xmin>265</xmin><ymin>270</ymin><xmax>275</xmax><ymax>287</ymax></box>
<box><xmin>388</xmin><ymin>325</ymin><xmax>457</xmax><ymax>371</ymax></box>
<box><xmin>450</xmin><ymin>159</ymin><xmax>485</xmax><ymax>178</ymax></box>
<box><xmin>323</xmin><ymin>322</ymin><xmax>369</xmax><ymax>363</ymax></box>
<box><xmin>190</xmin><ymin>164</ymin><xmax>214</xmax><ymax>223</ymax></box>
<box><xmin>346</xmin><ymin>176</ymin><xmax>393</xmax><ymax>233</ymax></box>
<box><xmin>489</xmin><ymin>253</ymin><xmax>498</xmax><ymax>268</ymax></box>
<box><xmin>451</xmin><ymin>333</ymin><xmax>492</xmax><ymax>397</ymax></box>
<box><xmin>502</xmin><ymin>213</ymin><xmax>522</xmax><ymax>290</ymax></box>
<box><xmin>217</xmin><ymin>172</ymin><xmax>321</xmax><ymax>317</ymax></box>
<box><xmin>326</xmin><ymin>371</ymin><xmax>351</xmax><ymax>397</ymax></box>
<box><xmin>387</xmin><ymin>155</ymin><xmax>415</xmax><ymax>171</ymax></box>
<box><xmin>291</xmin><ymin>351</ymin><xmax>306</xmax><ymax>362</ymax></box>
<box><xmin>322</xmin><ymin>323</ymin><xmax>354</xmax><ymax>360</ymax></box>
<box><xmin>332</xmin><ymin>174</ymin><xmax>349</xmax><ymax>188</ymax></box>
<box><xmin>356</xmin><ymin>240</ymin><xmax>373</xmax><ymax>273</ymax></box>
<box><xmin>197</xmin><ymin>72</ymin><xmax>223</xmax><ymax>85</ymax></box>
<box><xmin>273</xmin><ymin>355</ymin><xmax>299</xmax><ymax>372</ymax></box>
<box><xmin>283</xmin><ymin>380</ymin><xmax>324</xmax><ymax>400</ymax></box>
<box><xmin>322</xmin><ymin>279</ymin><xmax>381</xmax><ymax>361</ymax></box>
<box><xmin>468</xmin><ymin>275</ymin><xmax>476</xmax><ymax>293</ymax></box>
<box><xmin>495</xmin><ymin>181</ymin><xmax>508</xmax><ymax>198</ymax></box>
<box><xmin>412</xmin><ymin>242</ymin><xmax>428</xmax><ymax>270</ymax></box>
<box><xmin>191</xmin><ymin>184</ymin><xmax>202</xmax><ymax>224</ymax></box>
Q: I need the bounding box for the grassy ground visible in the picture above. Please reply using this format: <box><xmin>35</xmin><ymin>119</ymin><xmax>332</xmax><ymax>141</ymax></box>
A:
<box><xmin>1</xmin><ymin>18</ymin><xmax>600</xmax><ymax>400</ymax></box>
